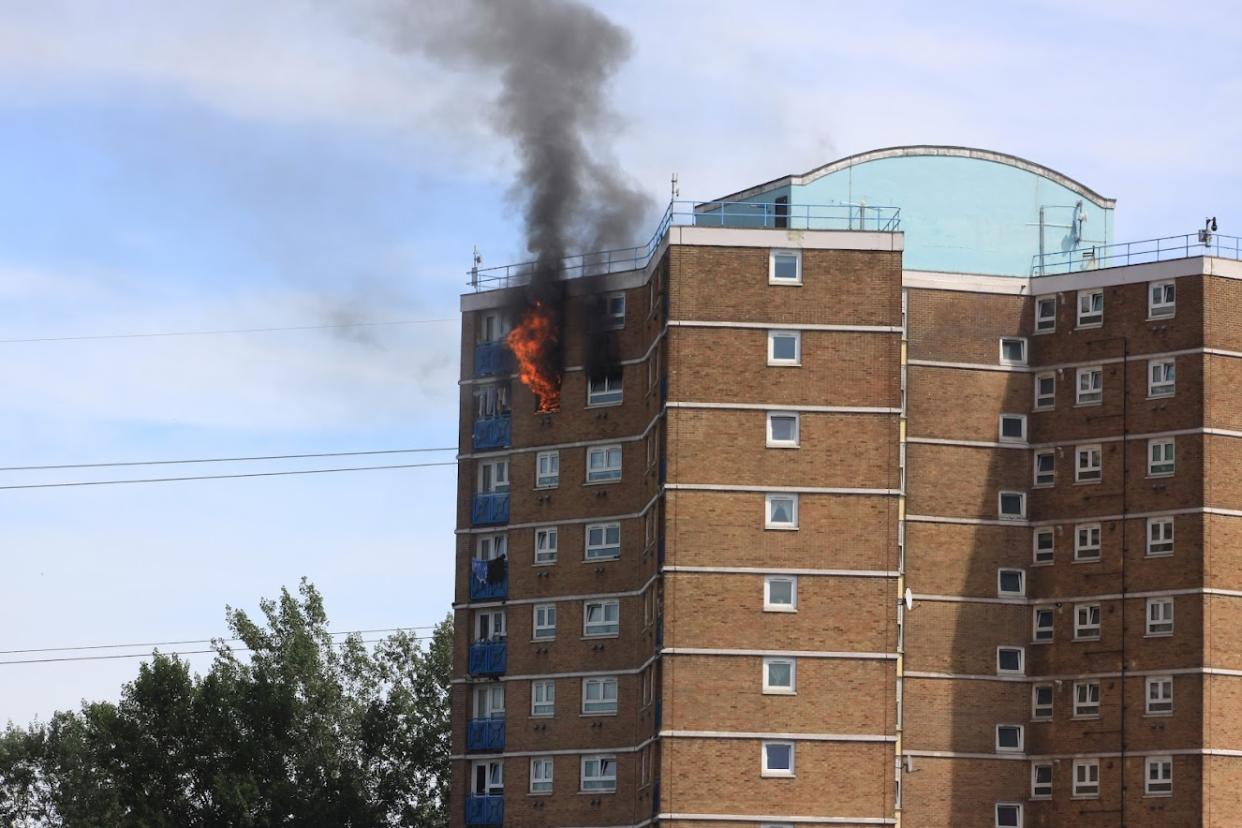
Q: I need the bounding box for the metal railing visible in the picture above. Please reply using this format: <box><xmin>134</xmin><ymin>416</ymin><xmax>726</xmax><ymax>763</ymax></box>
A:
<box><xmin>1033</xmin><ymin>232</ymin><xmax>1242</xmax><ymax>276</ymax></box>
<box><xmin>468</xmin><ymin>199</ymin><xmax>901</xmax><ymax>291</ymax></box>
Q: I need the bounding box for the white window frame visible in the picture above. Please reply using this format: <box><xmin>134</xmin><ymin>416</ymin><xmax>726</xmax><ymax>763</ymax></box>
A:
<box><xmin>476</xmin><ymin>533</ymin><xmax>508</xmax><ymax>562</ymax></box>
<box><xmin>767</xmin><ymin>330</ymin><xmax>802</xmax><ymax>366</ymax></box>
<box><xmin>1032</xmin><ymin>607</ymin><xmax>1054</xmax><ymax>643</ymax></box>
<box><xmin>995</xmin><ymin>724</ymin><xmax>1024</xmax><ymax>753</ymax></box>
<box><xmin>584</xmin><ymin>522</ymin><xmax>621</xmax><ymax>561</ymax></box>
<box><xmin>1147</xmin><ymin>516</ymin><xmax>1174</xmax><ymax>557</ymax></box>
<box><xmin>478</xmin><ymin>458</ymin><xmax>510</xmax><ymax>493</ymax></box>
<box><xmin>766</xmin><ymin>411</ymin><xmax>800</xmax><ymax>448</ymax></box>
<box><xmin>1148</xmin><ymin>438</ymin><xmax>1175</xmax><ymax>477</ymax></box>
<box><xmin>769</xmin><ymin>249</ymin><xmax>802</xmax><ymax>285</ymax></box>
<box><xmin>1031</xmin><ymin>762</ymin><xmax>1053</xmax><ymax>799</ymax></box>
<box><xmin>1032</xmin><ymin>528</ymin><xmax>1055</xmax><ymax>565</ymax></box>
<box><xmin>1031</xmin><ymin>683</ymin><xmax>1054</xmax><ymax>720</ymax></box>
<box><xmin>472</xmin><ymin>758</ymin><xmax>504</xmax><ymax>796</ymax></box>
<box><xmin>605</xmin><ymin>292</ymin><xmax>626</xmax><ymax>329</ymax></box>
<box><xmin>580</xmin><ymin>754</ymin><xmax>617</xmax><ymax>792</ymax></box>
<box><xmin>1073</xmin><ymin>759</ymin><xmax>1100</xmax><ymax>798</ymax></box>
<box><xmin>1033</xmin><ymin>450</ymin><xmax>1055</xmax><ymax>487</ymax></box>
<box><xmin>999</xmin><ymin>337</ymin><xmax>1028</xmax><ymax>366</ymax></box>
<box><xmin>1146</xmin><ymin>597</ymin><xmax>1174</xmax><ymax>636</ymax></box>
<box><xmin>586</xmin><ymin>444</ymin><xmax>622</xmax><ymax>483</ymax></box>
<box><xmin>764</xmin><ymin>576</ymin><xmax>797</xmax><ymax>612</ymax></box>
<box><xmin>1149</xmin><ymin>280</ymin><xmax>1176</xmax><ymax>319</ymax></box>
<box><xmin>1077</xmin><ymin>288</ymin><xmax>1104</xmax><ymax>328</ymax></box>
<box><xmin>473</xmin><ymin>683</ymin><xmax>505</xmax><ymax>719</ymax></box>
<box><xmin>583</xmin><ymin>599</ymin><xmax>620</xmax><ymax>638</ymax></box>
<box><xmin>531</xmin><ymin>679</ymin><xmax>555</xmax><ymax>717</ymax></box>
<box><xmin>998</xmin><ymin>491</ymin><xmax>1026</xmax><ymax>520</ymax></box>
<box><xmin>478</xmin><ymin>312</ymin><xmax>509</xmax><ymax>344</ymax></box>
<box><xmin>1076</xmin><ymin>366</ymin><xmax>1103</xmax><ymax>405</ymax></box>
<box><xmin>534</xmin><ymin>526</ymin><xmax>559</xmax><ymax>565</ymax></box>
<box><xmin>762</xmin><ymin>657</ymin><xmax>797</xmax><ymax>695</ymax></box>
<box><xmin>1034</xmin><ymin>294</ymin><xmax>1057</xmax><ymax>333</ymax></box>
<box><xmin>1073</xmin><ymin>680</ymin><xmax>1101</xmax><ymax>718</ymax></box>
<box><xmin>761</xmin><ymin>741</ymin><xmax>795</xmax><ymax>777</ymax></box>
<box><xmin>474</xmin><ymin>609</ymin><xmax>507</xmax><ymax>642</ymax></box>
<box><xmin>532</xmin><ymin>603</ymin><xmax>557</xmax><ymax>641</ymax></box>
<box><xmin>1034</xmin><ymin>372</ymin><xmax>1056</xmax><ymax>410</ymax></box>
<box><xmin>765</xmin><ymin>493</ymin><xmax>799</xmax><ymax>530</ymax></box>
<box><xmin>998</xmin><ymin>414</ymin><xmax>1027</xmax><ymax>443</ymax></box>
<box><xmin>1148</xmin><ymin>358</ymin><xmax>1175</xmax><ymax>397</ymax></box>
<box><xmin>530</xmin><ymin>757</ymin><xmax>554</xmax><ymax>795</ymax></box>
<box><xmin>581</xmin><ymin>676</ymin><xmax>619</xmax><ymax>715</ymax></box>
<box><xmin>995</xmin><ymin>803</ymin><xmax>1023</xmax><ymax>828</ymax></box>
<box><xmin>1075</xmin><ymin>523</ymin><xmax>1101</xmax><ymax>561</ymax></box>
<box><xmin>587</xmin><ymin>373</ymin><xmax>623</xmax><ymax>407</ymax></box>
<box><xmin>1145</xmin><ymin>756</ymin><xmax>1173</xmax><ymax>796</ymax></box>
<box><xmin>998</xmin><ymin>568</ymin><xmax>1025</xmax><ymax>597</ymax></box>
<box><xmin>1074</xmin><ymin>603</ymin><xmax>1101</xmax><ymax>641</ymax></box>
<box><xmin>535</xmin><ymin>450</ymin><xmax>560</xmax><ymax>489</ymax></box>
<box><xmin>1075</xmin><ymin>444</ymin><xmax>1102</xmax><ymax>483</ymax></box>
<box><xmin>997</xmin><ymin>646</ymin><xmax>1025</xmax><ymax>675</ymax></box>
<box><xmin>1146</xmin><ymin>675</ymin><xmax>1173</xmax><ymax>715</ymax></box>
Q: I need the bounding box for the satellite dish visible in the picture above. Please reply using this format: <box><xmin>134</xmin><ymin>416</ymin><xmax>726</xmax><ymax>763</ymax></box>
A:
<box><xmin>904</xmin><ymin>588</ymin><xmax>913</xmax><ymax>612</ymax></box>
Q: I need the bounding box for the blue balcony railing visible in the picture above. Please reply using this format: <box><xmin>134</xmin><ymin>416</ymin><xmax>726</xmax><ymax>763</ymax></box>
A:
<box><xmin>465</xmin><ymin>795</ymin><xmax>504</xmax><ymax>826</ymax></box>
<box><xmin>472</xmin><ymin>414</ymin><xmax>512</xmax><ymax>451</ymax></box>
<box><xmin>471</xmin><ymin>493</ymin><xmax>509</xmax><ymax>526</ymax></box>
<box><xmin>469</xmin><ymin>558</ymin><xmax>508</xmax><ymax>601</ymax></box>
<box><xmin>467</xmin><ymin>717</ymin><xmax>506</xmax><ymax>752</ymax></box>
<box><xmin>474</xmin><ymin>341</ymin><xmax>511</xmax><ymax>377</ymax></box>
<box><xmin>468</xmin><ymin>640</ymin><xmax>508</xmax><ymax>677</ymax></box>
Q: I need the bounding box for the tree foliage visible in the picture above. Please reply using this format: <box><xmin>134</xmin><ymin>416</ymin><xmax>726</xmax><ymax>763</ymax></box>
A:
<box><xmin>0</xmin><ymin>580</ymin><xmax>451</xmax><ymax>827</ymax></box>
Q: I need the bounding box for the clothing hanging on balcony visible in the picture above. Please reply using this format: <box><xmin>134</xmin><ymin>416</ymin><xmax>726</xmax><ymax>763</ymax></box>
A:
<box><xmin>471</xmin><ymin>558</ymin><xmax>489</xmax><ymax>583</ymax></box>
<box><xmin>486</xmin><ymin>554</ymin><xmax>507</xmax><ymax>584</ymax></box>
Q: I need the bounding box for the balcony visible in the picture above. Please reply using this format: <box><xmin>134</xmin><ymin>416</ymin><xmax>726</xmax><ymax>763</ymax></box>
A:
<box><xmin>474</xmin><ymin>341</ymin><xmax>511</xmax><ymax>377</ymax></box>
<box><xmin>472</xmin><ymin>414</ymin><xmax>512</xmax><ymax>451</ymax></box>
<box><xmin>465</xmin><ymin>796</ymin><xmax>504</xmax><ymax>826</ymax></box>
<box><xmin>467</xmin><ymin>717</ymin><xmax>506</xmax><ymax>752</ymax></box>
<box><xmin>468</xmin><ymin>640</ymin><xmax>508</xmax><ymax>677</ymax></box>
<box><xmin>469</xmin><ymin>557</ymin><xmax>508</xmax><ymax>602</ymax></box>
<box><xmin>471</xmin><ymin>492</ymin><xmax>509</xmax><ymax>526</ymax></box>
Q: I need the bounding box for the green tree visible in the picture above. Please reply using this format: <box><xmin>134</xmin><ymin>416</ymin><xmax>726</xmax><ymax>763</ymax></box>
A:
<box><xmin>0</xmin><ymin>580</ymin><xmax>451</xmax><ymax>828</ymax></box>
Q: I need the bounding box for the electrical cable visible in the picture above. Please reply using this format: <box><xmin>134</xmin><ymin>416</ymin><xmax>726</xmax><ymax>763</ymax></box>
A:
<box><xmin>0</xmin><ymin>636</ymin><xmax>427</xmax><ymax>666</ymax></box>
<box><xmin>0</xmin><ymin>317</ymin><xmax>455</xmax><ymax>345</ymax></box>
<box><xmin>0</xmin><ymin>446</ymin><xmax>456</xmax><ymax>472</ymax></box>
<box><xmin>0</xmin><ymin>460</ymin><xmax>457</xmax><ymax>490</ymax></box>
<box><xmin>0</xmin><ymin>626</ymin><xmax>437</xmax><ymax>656</ymax></box>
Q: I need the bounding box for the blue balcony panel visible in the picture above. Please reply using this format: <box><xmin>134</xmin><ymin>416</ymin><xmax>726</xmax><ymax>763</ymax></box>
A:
<box><xmin>474</xmin><ymin>341</ymin><xmax>511</xmax><ymax>377</ymax></box>
<box><xmin>471</xmin><ymin>493</ymin><xmax>510</xmax><ymax>526</ymax></box>
<box><xmin>472</xmin><ymin>415</ymin><xmax>512</xmax><ymax>451</ymax></box>
<box><xmin>468</xmin><ymin>640</ymin><xmax>508</xmax><ymax>677</ymax></box>
<box><xmin>465</xmin><ymin>796</ymin><xmax>504</xmax><ymax>827</ymax></box>
<box><xmin>467</xmin><ymin>717</ymin><xmax>506</xmax><ymax>752</ymax></box>
<box><xmin>469</xmin><ymin>558</ymin><xmax>508</xmax><ymax>601</ymax></box>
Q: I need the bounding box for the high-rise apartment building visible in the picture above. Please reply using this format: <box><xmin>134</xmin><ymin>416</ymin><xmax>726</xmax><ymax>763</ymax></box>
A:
<box><xmin>452</xmin><ymin>146</ymin><xmax>1242</xmax><ymax>827</ymax></box>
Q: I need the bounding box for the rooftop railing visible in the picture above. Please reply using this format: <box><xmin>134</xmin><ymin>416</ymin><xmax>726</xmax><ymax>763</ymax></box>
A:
<box><xmin>1033</xmin><ymin>232</ymin><xmax>1242</xmax><ymax>276</ymax></box>
<box><xmin>467</xmin><ymin>199</ymin><xmax>901</xmax><ymax>291</ymax></box>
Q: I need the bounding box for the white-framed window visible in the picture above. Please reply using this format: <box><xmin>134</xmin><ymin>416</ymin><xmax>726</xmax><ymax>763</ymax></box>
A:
<box><xmin>605</xmin><ymin>292</ymin><xmax>626</xmax><ymax>328</ymax></box>
<box><xmin>476</xmin><ymin>533</ymin><xmax>507</xmax><ymax>561</ymax></box>
<box><xmin>478</xmin><ymin>458</ymin><xmax>510</xmax><ymax>493</ymax></box>
<box><xmin>1077</xmin><ymin>288</ymin><xmax>1104</xmax><ymax>327</ymax></box>
<box><xmin>585</xmin><ymin>522</ymin><xmax>621</xmax><ymax>560</ymax></box>
<box><xmin>1146</xmin><ymin>675</ymin><xmax>1173</xmax><ymax>715</ymax></box>
<box><xmin>1034</xmin><ymin>294</ymin><xmax>1057</xmax><ymax>333</ymax></box>
<box><xmin>532</xmin><ymin>603</ymin><xmax>557</xmax><ymax>640</ymax></box>
<box><xmin>1076</xmin><ymin>367</ymin><xmax>1103</xmax><ymax>404</ymax></box>
<box><xmin>996</xmin><ymin>724</ymin><xmax>1023</xmax><ymax>752</ymax></box>
<box><xmin>1033</xmin><ymin>528</ymin><xmax>1055</xmax><ymax>564</ymax></box>
<box><xmin>1034</xmin><ymin>372</ymin><xmax>1056</xmax><ymax>410</ymax></box>
<box><xmin>1145</xmin><ymin>756</ymin><xmax>1173</xmax><ymax>796</ymax></box>
<box><xmin>530</xmin><ymin>757</ymin><xmax>554</xmax><ymax>794</ymax></box>
<box><xmin>531</xmin><ymin>679</ymin><xmax>555</xmax><ymax>717</ymax></box>
<box><xmin>474</xmin><ymin>382</ymin><xmax>511</xmax><ymax>418</ymax></box>
<box><xmin>641</xmin><ymin>664</ymin><xmax>655</xmax><ymax>707</ymax></box>
<box><xmin>1149</xmin><ymin>280</ymin><xmax>1176</xmax><ymax>319</ymax></box>
<box><xmin>1074</xmin><ymin>604</ymin><xmax>1101</xmax><ymax>640</ymax></box>
<box><xmin>1076</xmin><ymin>444</ymin><xmax>1102</xmax><ymax>483</ymax></box>
<box><xmin>475</xmin><ymin>609</ymin><xmax>506</xmax><ymax>642</ymax></box>
<box><xmin>535</xmin><ymin>450</ymin><xmax>560</xmax><ymax>488</ymax></box>
<box><xmin>580</xmin><ymin>754</ymin><xmax>617</xmax><ymax>792</ymax></box>
<box><xmin>1075</xmin><ymin>523</ymin><xmax>1101</xmax><ymax>561</ymax></box>
<box><xmin>1073</xmin><ymin>681</ymin><xmax>1101</xmax><ymax>718</ymax></box>
<box><xmin>1073</xmin><ymin>759</ymin><xmax>1099</xmax><ymax>798</ymax></box>
<box><xmin>998</xmin><ymin>491</ymin><xmax>1026</xmax><ymax>520</ymax></box>
<box><xmin>1147</xmin><ymin>597</ymin><xmax>1174</xmax><ymax>636</ymax></box>
<box><xmin>999</xmin><ymin>414</ymin><xmax>1027</xmax><ymax>442</ymax></box>
<box><xmin>1149</xmin><ymin>359</ymin><xmax>1176</xmax><ymax>397</ymax></box>
<box><xmin>1032</xmin><ymin>608</ymin><xmax>1054</xmax><ymax>643</ymax></box>
<box><xmin>999</xmin><ymin>337</ymin><xmax>1028</xmax><ymax>366</ymax></box>
<box><xmin>997</xmin><ymin>646</ymin><xmax>1025</xmax><ymax>675</ymax></box>
<box><xmin>645</xmin><ymin>431</ymin><xmax>658</xmax><ymax>470</ymax></box>
<box><xmin>534</xmin><ymin>526</ymin><xmax>558</xmax><ymax>565</ymax></box>
<box><xmin>586</xmin><ymin>444</ymin><xmax>622</xmax><ymax>483</ymax></box>
<box><xmin>767</xmin><ymin>330</ymin><xmax>801</xmax><ymax>366</ymax></box>
<box><xmin>767</xmin><ymin>412</ymin><xmax>800</xmax><ymax>447</ymax></box>
<box><xmin>582</xmin><ymin>677</ymin><xmax>618</xmax><ymax>715</ymax></box>
<box><xmin>583</xmin><ymin>599</ymin><xmax>619</xmax><ymax>637</ymax></box>
<box><xmin>1147</xmin><ymin>516</ymin><xmax>1174</xmax><ymax>556</ymax></box>
<box><xmin>764</xmin><ymin>576</ymin><xmax>797</xmax><ymax>612</ymax></box>
<box><xmin>587</xmin><ymin>373</ymin><xmax>623</xmax><ymax>407</ymax></box>
<box><xmin>769</xmin><ymin>249</ymin><xmax>802</xmax><ymax>284</ymax></box>
<box><xmin>995</xmin><ymin>803</ymin><xmax>1022</xmax><ymax>828</ymax></box>
<box><xmin>474</xmin><ymin>683</ymin><xmax>505</xmax><ymax>719</ymax></box>
<box><xmin>1033</xmin><ymin>450</ymin><xmax>1055</xmax><ymax>487</ymax></box>
<box><xmin>763</xmin><ymin>658</ymin><xmax>796</xmax><ymax>694</ymax></box>
<box><xmin>478</xmin><ymin>312</ymin><xmax>509</xmax><ymax>344</ymax></box>
<box><xmin>765</xmin><ymin>493</ymin><xmax>799</xmax><ymax>530</ymax></box>
<box><xmin>1031</xmin><ymin>762</ymin><xmax>1053</xmax><ymax>799</ymax></box>
<box><xmin>1148</xmin><ymin>438</ymin><xmax>1175</xmax><ymax>476</ymax></box>
<box><xmin>1031</xmin><ymin>683</ymin><xmax>1054</xmax><ymax>719</ymax></box>
<box><xmin>761</xmin><ymin>741</ymin><xmax>795</xmax><ymax>777</ymax></box>
<box><xmin>472</xmin><ymin>759</ymin><xmax>504</xmax><ymax>796</ymax></box>
<box><xmin>998</xmin><ymin>569</ymin><xmax>1025</xmax><ymax>597</ymax></box>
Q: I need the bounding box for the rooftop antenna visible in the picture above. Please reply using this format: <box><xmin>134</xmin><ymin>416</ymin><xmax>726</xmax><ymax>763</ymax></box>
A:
<box><xmin>671</xmin><ymin>172</ymin><xmax>679</xmax><ymax>200</ymax></box>
<box><xmin>1200</xmin><ymin>217</ymin><xmax>1218</xmax><ymax>246</ymax></box>
<box><xmin>470</xmin><ymin>245</ymin><xmax>483</xmax><ymax>290</ymax></box>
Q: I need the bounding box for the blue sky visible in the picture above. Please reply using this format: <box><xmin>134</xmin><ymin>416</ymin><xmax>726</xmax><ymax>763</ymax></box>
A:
<box><xmin>1</xmin><ymin>0</ymin><xmax>1240</xmax><ymax>723</ymax></box>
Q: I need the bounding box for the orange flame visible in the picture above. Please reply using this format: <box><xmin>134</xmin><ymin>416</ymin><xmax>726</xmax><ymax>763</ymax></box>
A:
<box><xmin>506</xmin><ymin>301</ymin><xmax>562</xmax><ymax>413</ymax></box>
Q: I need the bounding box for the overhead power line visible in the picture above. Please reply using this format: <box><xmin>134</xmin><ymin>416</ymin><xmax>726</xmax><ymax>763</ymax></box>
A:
<box><xmin>0</xmin><ymin>626</ymin><xmax>437</xmax><ymax>657</ymax></box>
<box><xmin>0</xmin><ymin>636</ymin><xmax>429</xmax><ymax>667</ymax></box>
<box><xmin>0</xmin><ymin>446</ymin><xmax>456</xmax><ymax>473</ymax></box>
<box><xmin>0</xmin><ymin>317</ymin><xmax>455</xmax><ymax>345</ymax></box>
<box><xmin>0</xmin><ymin>460</ymin><xmax>457</xmax><ymax>491</ymax></box>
